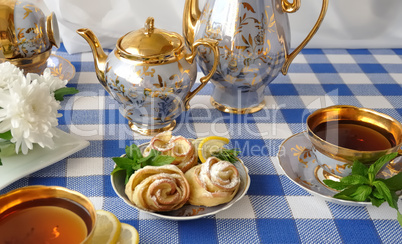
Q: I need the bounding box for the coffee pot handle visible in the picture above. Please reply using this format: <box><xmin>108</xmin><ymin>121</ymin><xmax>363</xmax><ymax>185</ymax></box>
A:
<box><xmin>184</xmin><ymin>38</ymin><xmax>219</xmax><ymax>110</ymax></box>
<box><xmin>281</xmin><ymin>0</ymin><xmax>329</xmax><ymax>75</ymax></box>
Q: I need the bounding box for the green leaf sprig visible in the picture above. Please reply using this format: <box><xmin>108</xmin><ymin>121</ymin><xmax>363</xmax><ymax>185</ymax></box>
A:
<box><xmin>111</xmin><ymin>144</ymin><xmax>175</xmax><ymax>184</ymax></box>
<box><xmin>323</xmin><ymin>152</ymin><xmax>402</xmax><ymax>226</ymax></box>
<box><xmin>54</xmin><ymin>87</ymin><xmax>79</xmax><ymax>101</ymax></box>
<box><xmin>0</xmin><ymin>140</ymin><xmax>16</xmax><ymax>166</ymax></box>
<box><xmin>211</xmin><ymin>148</ymin><xmax>240</xmax><ymax>164</ymax></box>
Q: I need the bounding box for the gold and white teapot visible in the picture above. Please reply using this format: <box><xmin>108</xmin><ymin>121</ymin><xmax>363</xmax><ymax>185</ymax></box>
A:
<box><xmin>77</xmin><ymin>17</ymin><xmax>219</xmax><ymax>135</ymax></box>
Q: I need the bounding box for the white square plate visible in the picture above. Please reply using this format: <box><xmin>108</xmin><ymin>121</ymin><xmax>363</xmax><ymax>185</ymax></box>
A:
<box><xmin>0</xmin><ymin>128</ymin><xmax>89</xmax><ymax>189</ymax></box>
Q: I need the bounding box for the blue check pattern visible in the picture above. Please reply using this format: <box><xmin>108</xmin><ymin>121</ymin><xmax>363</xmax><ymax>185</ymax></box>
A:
<box><xmin>1</xmin><ymin>44</ymin><xmax>402</xmax><ymax>243</ymax></box>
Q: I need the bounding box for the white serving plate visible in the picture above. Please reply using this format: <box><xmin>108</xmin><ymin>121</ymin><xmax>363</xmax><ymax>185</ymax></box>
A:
<box><xmin>0</xmin><ymin>128</ymin><xmax>89</xmax><ymax>190</ymax></box>
<box><xmin>111</xmin><ymin>142</ymin><xmax>251</xmax><ymax>220</ymax></box>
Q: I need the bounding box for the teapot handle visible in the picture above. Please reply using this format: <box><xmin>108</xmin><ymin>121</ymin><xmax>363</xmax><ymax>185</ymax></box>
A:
<box><xmin>184</xmin><ymin>38</ymin><xmax>219</xmax><ymax>110</ymax></box>
<box><xmin>281</xmin><ymin>0</ymin><xmax>329</xmax><ymax>75</ymax></box>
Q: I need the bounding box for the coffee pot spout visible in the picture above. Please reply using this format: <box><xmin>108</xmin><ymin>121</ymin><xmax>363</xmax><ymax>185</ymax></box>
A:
<box><xmin>76</xmin><ymin>28</ymin><xmax>108</xmax><ymax>87</ymax></box>
<box><xmin>183</xmin><ymin>0</ymin><xmax>201</xmax><ymax>47</ymax></box>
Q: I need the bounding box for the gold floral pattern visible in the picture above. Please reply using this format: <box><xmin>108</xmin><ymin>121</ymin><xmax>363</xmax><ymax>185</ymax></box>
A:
<box><xmin>191</xmin><ymin>0</ymin><xmax>288</xmax><ymax>111</ymax></box>
<box><xmin>15</xmin><ymin>2</ymin><xmax>48</xmax><ymax>57</ymax></box>
<box><xmin>198</xmin><ymin>2</ymin><xmax>279</xmax><ymax>87</ymax></box>
<box><xmin>291</xmin><ymin>145</ymin><xmax>315</xmax><ymax>167</ymax></box>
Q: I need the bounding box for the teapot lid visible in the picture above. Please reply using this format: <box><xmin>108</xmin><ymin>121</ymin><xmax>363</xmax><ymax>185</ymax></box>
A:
<box><xmin>116</xmin><ymin>17</ymin><xmax>184</xmax><ymax>62</ymax></box>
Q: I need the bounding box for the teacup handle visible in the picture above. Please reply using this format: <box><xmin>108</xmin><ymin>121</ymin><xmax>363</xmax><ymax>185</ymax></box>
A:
<box><xmin>281</xmin><ymin>0</ymin><xmax>329</xmax><ymax>75</ymax></box>
<box><xmin>383</xmin><ymin>148</ymin><xmax>402</xmax><ymax>175</ymax></box>
<box><xmin>184</xmin><ymin>38</ymin><xmax>219</xmax><ymax>110</ymax></box>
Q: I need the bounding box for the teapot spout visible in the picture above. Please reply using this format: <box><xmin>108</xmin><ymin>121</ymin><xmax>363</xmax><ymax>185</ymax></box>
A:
<box><xmin>183</xmin><ymin>0</ymin><xmax>201</xmax><ymax>47</ymax></box>
<box><xmin>76</xmin><ymin>28</ymin><xmax>108</xmax><ymax>87</ymax></box>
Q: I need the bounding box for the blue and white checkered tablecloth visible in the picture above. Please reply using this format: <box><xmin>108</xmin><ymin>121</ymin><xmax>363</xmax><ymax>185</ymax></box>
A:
<box><xmin>1</xmin><ymin>44</ymin><xmax>402</xmax><ymax>243</ymax></box>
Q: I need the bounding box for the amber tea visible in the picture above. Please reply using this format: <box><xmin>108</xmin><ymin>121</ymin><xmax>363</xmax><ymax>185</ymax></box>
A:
<box><xmin>313</xmin><ymin>120</ymin><xmax>396</xmax><ymax>151</ymax></box>
<box><xmin>0</xmin><ymin>197</ymin><xmax>92</xmax><ymax>244</ymax></box>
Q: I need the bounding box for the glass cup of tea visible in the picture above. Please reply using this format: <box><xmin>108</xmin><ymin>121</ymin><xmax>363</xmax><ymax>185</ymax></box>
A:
<box><xmin>306</xmin><ymin>105</ymin><xmax>402</xmax><ymax>178</ymax></box>
<box><xmin>0</xmin><ymin>185</ymin><xmax>96</xmax><ymax>244</ymax></box>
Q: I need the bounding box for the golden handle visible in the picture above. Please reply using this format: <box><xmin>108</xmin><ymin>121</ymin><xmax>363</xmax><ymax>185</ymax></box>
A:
<box><xmin>184</xmin><ymin>38</ymin><xmax>219</xmax><ymax>110</ymax></box>
<box><xmin>281</xmin><ymin>0</ymin><xmax>329</xmax><ymax>75</ymax></box>
<box><xmin>386</xmin><ymin>149</ymin><xmax>402</xmax><ymax>174</ymax></box>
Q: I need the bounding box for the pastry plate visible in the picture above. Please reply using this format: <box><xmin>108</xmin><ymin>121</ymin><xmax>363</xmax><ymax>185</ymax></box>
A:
<box><xmin>0</xmin><ymin>128</ymin><xmax>89</xmax><ymax>190</ymax></box>
<box><xmin>47</xmin><ymin>54</ymin><xmax>76</xmax><ymax>81</ymax></box>
<box><xmin>111</xmin><ymin>142</ymin><xmax>251</xmax><ymax>220</ymax></box>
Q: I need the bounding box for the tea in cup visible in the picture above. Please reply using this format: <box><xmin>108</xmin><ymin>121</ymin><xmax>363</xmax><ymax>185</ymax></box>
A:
<box><xmin>306</xmin><ymin>105</ymin><xmax>402</xmax><ymax>178</ymax></box>
<box><xmin>0</xmin><ymin>186</ymin><xmax>96</xmax><ymax>244</ymax></box>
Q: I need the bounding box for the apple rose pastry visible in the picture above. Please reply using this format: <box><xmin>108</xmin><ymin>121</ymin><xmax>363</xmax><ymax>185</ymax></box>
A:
<box><xmin>143</xmin><ymin>131</ymin><xmax>198</xmax><ymax>173</ymax></box>
<box><xmin>125</xmin><ymin>165</ymin><xmax>190</xmax><ymax>212</ymax></box>
<box><xmin>184</xmin><ymin>157</ymin><xmax>240</xmax><ymax>207</ymax></box>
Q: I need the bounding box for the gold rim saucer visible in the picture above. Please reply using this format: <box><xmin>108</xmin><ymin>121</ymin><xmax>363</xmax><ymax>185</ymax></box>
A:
<box><xmin>278</xmin><ymin>131</ymin><xmax>371</xmax><ymax>206</ymax></box>
<box><xmin>46</xmin><ymin>54</ymin><xmax>76</xmax><ymax>81</ymax></box>
<box><xmin>278</xmin><ymin>131</ymin><xmax>401</xmax><ymax>206</ymax></box>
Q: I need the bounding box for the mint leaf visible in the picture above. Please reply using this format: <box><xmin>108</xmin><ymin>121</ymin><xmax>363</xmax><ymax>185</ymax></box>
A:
<box><xmin>368</xmin><ymin>195</ymin><xmax>386</xmax><ymax>207</ymax></box>
<box><xmin>351</xmin><ymin>160</ymin><xmax>368</xmax><ymax>176</ymax></box>
<box><xmin>138</xmin><ymin>149</ymin><xmax>160</xmax><ymax>167</ymax></box>
<box><xmin>372</xmin><ymin>188</ymin><xmax>385</xmax><ymax>200</ymax></box>
<box><xmin>373</xmin><ymin>180</ymin><xmax>398</xmax><ymax>210</ymax></box>
<box><xmin>125</xmin><ymin>144</ymin><xmax>142</xmax><ymax>160</ymax></box>
<box><xmin>0</xmin><ymin>130</ymin><xmax>12</xmax><ymax>140</ymax></box>
<box><xmin>325</xmin><ymin>153</ymin><xmax>402</xmax><ymax>227</ymax></box>
<box><xmin>149</xmin><ymin>155</ymin><xmax>175</xmax><ymax>166</ymax></box>
<box><xmin>125</xmin><ymin>168</ymin><xmax>134</xmax><ymax>184</ymax></box>
<box><xmin>368</xmin><ymin>152</ymin><xmax>398</xmax><ymax>183</ymax></box>
<box><xmin>382</xmin><ymin>172</ymin><xmax>402</xmax><ymax>191</ymax></box>
<box><xmin>333</xmin><ymin>185</ymin><xmax>362</xmax><ymax>201</ymax></box>
<box><xmin>112</xmin><ymin>157</ymin><xmax>137</xmax><ymax>170</ymax></box>
<box><xmin>333</xmin><ymin>184</ymin><xmax>371</xmax><ymax>202</ymax></box>
<box><xmin>349</xmin><ymin>185</ymin><xmax>372</xmax><ymax>202</ymax></box>
<box><xmin>54</xmin><ymin>87</ymin><xmax>79</xmax><ymax>101</ymax></box>
<box><xmin>323</xmin><ymin>179</ymin><xmax>348</xmax><ymax>190</ymax></box>
<box><xmin>111</xmin><ymin>147</ymin><xmax>176</xmax><ymax>184</ymax></box>
<box><xmin>0</xmin><ymin>141</ymin><xmax>17</xmax><ymax>165</ymax></box>
<box><xmin>111</xmin><ymin>166</ymin><xmax>125</xmax><ymax>175</ymax></box>
<box><xmin>340</xmin><ymin>174</ymin><xmax>370</xmax><ymax>186</ymax></box>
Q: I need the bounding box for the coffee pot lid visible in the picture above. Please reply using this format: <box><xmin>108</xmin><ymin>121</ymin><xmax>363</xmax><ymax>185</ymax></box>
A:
<box><xmin>116</xmin><ymin>17</ymin><xmax>183</xmax><ymax>61</ymax></box>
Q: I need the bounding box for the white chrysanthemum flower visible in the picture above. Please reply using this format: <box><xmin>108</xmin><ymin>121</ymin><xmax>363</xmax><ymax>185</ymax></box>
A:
<box><xmin>26</xmin><ymin>68</ymin><xmax>67</xmax><ymax>92</ymax></box>
<box><xmin>0</xmin><ymin>75</ymin><xmax>61</xmax><ymax>154</ymax></box>
<box><xmin>0</xmin><ymin>62</ymin><xmax>24</xmax><ymax>90</ymax></box>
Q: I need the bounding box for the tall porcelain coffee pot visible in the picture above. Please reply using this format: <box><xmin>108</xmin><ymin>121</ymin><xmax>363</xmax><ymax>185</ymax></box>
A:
<box><xmin>77</xmin><ymin>17</ymin><xmax>219</xmax><ymax>135</ymax></box>
<box><xmin>184</xmin><ymin>0</ymin><xmax>328</xmax><ymax>113</ymax></box>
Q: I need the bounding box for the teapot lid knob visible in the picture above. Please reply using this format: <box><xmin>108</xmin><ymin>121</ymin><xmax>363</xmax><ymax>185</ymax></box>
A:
<box><xmin>144</xmin><ymin>17</ymin><xmax>154</xmax><ymax>36</ymax></box>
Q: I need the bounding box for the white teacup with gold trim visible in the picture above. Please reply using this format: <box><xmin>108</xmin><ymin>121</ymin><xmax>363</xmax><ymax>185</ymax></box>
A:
<box><xmin>306</xmin><ymin>105</ymin><xmax>402</xmax><ymax>179</ymax></box>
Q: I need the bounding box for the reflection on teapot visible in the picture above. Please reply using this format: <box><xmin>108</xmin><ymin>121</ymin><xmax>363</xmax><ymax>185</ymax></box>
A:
<box><xmin>183</xmin><ymin>0</ymin><xmax>328</xmax><ymax>114</ymax></box>
<box><xmin>77</xmin><ymin>17</ymin><xmax>219</xmax><ymax>136</ymax></box>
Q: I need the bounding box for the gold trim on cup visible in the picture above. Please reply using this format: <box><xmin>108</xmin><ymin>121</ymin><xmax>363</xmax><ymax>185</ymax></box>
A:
<box><xmin>306</xmin><ymin>105</ymin><xmax>402</xmax><ymax>165</ymax></box>
<box><xmin>0</xmin><ymin>185</ymin><xmax>97</xmax><ymax>243</ymax></box>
